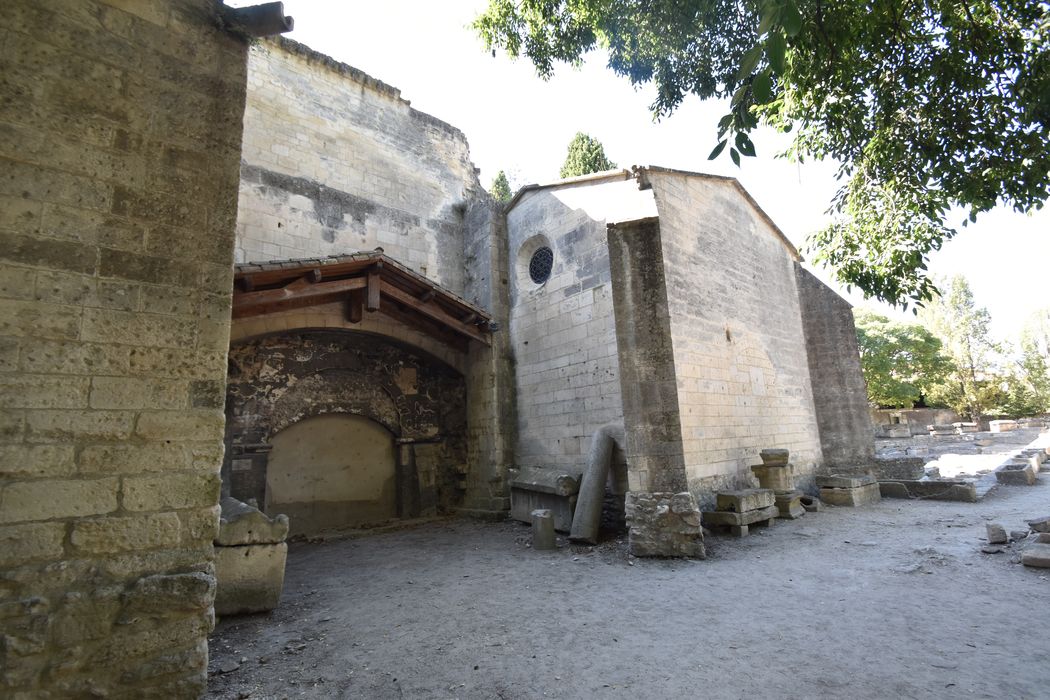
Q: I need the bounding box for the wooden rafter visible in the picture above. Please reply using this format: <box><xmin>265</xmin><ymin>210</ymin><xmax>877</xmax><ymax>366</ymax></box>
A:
<box><xmin>232</xmin><ymin>253</ymin><xmax>491</xmax><ymax>348</ymax></box>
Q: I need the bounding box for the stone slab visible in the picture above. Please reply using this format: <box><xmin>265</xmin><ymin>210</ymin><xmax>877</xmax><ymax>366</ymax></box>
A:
<box><xmin>819</xmin><ymin>482</ymin><xmax>881</xmax><ymax>507</ymax></box>
<box><xmin>509</xmin><ymin>467</ymin><xmax>579</xmax><ymax>497</ymax></box>
<box><xmin>702</xmin><ymin>504</ymin><xmax>779</xmax><ymax>527</ymax></box>
<box><xmin>715</xmin><ymin>488</ymin><xmax>775</xmax><ymax>513</ymax></box>
<box><xmin>995</xmin><ymin>463</ymin><xmax>1036</xmax><ymax>486</ymax></box>
<box><xmin>215</xmin><ymin>542</ymin><xmax>287</xmax><ymax>616</ymax></box>
<box><xmin>759</xmin><ymin>448</ymin><xmax>789</xmax><ymax>466</ymax></box>
<box><xmin>216</xmin><ymin>496</ymin><xmax>289</xmax><ymax>546</ymax></box>
<box><xmin>1021</xmin><ymin>543</ymin><xmax>1050</xmax><ymax>569</ymax></box>
<box><xmin>510</xmin><ymin>488</ymin><xmax>576</xmax><ymax>532</ymax></box>
<box><xmin>1027</xmin><ymin>516</ymin><xmax>1050</xmax><ymax>533</ymax></box>
<box><xmin>878</xmin><ymin>480</ymin><xmax>978</xmax><ymax>503</ymax></box>
<box><xmin>814</xmin><ymin>474</ymin><xmax>876</xmax><ymax>489</ymax></box>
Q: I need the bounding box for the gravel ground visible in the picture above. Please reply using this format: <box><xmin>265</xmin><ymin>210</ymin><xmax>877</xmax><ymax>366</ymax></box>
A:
<box><xmin>207</xmin><ymin>435</ymin><xmax>1050</xmax><ymax>699</ymax></box>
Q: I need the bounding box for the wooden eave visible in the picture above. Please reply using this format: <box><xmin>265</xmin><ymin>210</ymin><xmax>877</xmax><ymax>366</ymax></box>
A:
<box><xmin>232</xmin><ymin>253</ymin><xmax>491</xmax><ymax>348</ymax></box>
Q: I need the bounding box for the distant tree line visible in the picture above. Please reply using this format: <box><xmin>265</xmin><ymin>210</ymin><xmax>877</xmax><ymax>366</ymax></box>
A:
<box><xmin>855</xmin><ymin>276</ymin><xmax>1050</xmax><ymax>421</ymax></box>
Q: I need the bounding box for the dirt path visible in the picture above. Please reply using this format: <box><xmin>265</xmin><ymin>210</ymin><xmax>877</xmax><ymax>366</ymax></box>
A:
<box><xmin>207</xmin><ymin>480</ymin><xmax>1050</xmax><ymax>700</ymax></box>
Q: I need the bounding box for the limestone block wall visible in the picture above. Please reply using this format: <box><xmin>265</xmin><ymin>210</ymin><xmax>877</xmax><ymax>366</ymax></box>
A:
<box><xmin>647</xmin><ymin>172</ymin><xmax>824</xmax><ymax>495</ymax></box>
<box><xmin>461</xmin><ymin>197</ymin><xmax>516</xmax><ymax>514</ymax></box>
<box><xmin>0</xmin><ymin>1</ymin><xmax>247</xmax><ymax>696</ymax></box>
<box><xmin>236</xmin><ymin>38</ymin><xmax>481</xmax><ymax>295</ymax></box>
<box><xmin>795</xmin><ymin>267</ymin><xmax>875</xmax><ymax>467</ymax></box>
<box><xmin>505</xmin><ymin>175</ymin><xmax>657</xmax><ymax>472</ymax></box>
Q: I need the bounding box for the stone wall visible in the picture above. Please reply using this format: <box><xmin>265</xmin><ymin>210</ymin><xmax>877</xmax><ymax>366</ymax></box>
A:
<box><xmin>236</xmin><ymin>38</ymin><xmax>481</xmax><ymax>294</ymax></box>
<box><xmin>795</xmin><ymin>267</ymin><xmax>875</xmax><ymax>468</ymax></box>
<box><xmin>0</xmin><ymin>1</ymin><xmax>247</xmax><ymax>696</ymax></box>
<box><xmin>606</xmin><ymin>218</ymin><xmax>689</xmax><ymax>494</ymax></box>
<box><xmin>460</xmin><ymin>197</ymin><xmax>516</xmax><ymax>515</ymax></box>
<box><xmin>223</xmin><ymin>331</ymin><xmax>468</xmax><ymax>529</ymax></box>
<box><xmin>504</xmin><ymin>175</ymin><xmax>656</xmax><ymax>473</ymax></box>
<box><xmin>647</xmin><ymin>171</ymin><xmax>825</xmax><ymax>496</ymax></box>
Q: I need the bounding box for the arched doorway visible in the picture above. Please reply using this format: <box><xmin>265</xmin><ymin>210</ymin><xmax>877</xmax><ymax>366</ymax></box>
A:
<box><xmin>265</xmin><ymin>413</ymin><xmax>397</xmax><ymax>536</ymax></box>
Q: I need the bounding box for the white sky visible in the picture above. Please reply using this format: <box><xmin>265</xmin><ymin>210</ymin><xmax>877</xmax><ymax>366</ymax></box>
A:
<box><xmin>232</xmin><ymin>0</ymin><xmax>1049</xmax><ymax>344</ymax></box>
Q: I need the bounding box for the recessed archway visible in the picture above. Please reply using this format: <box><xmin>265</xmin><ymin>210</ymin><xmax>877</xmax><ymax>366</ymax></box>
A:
<box><xmin>265</xmin><ymin>413</ymin><xmax>397</xmax><ymax>536</ymax></box>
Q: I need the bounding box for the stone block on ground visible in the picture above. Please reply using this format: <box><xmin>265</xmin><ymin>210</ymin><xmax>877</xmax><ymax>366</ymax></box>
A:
<box><xmin>878</xmin><ymin>480</ymin><xmax>978</xmax><ymax>503</ymax></box>
<box><xmin>531</xmin><ymin>509</ymin><xmax>555</xmax><ymax>551</ymax></box>
<box><xmin>799</xmin><ymin>495</ymin><xmax>822</xmax><ymax>512</ymax></box>
<box><xmin>774</xmin><ymin>490</ymin><xmax>805</xmax><ymax>519</ymax></box>
<box><xmin>815</xmin><ymin>474</ymin><xmax>876</xmax><ymax>489</ymax></box>
<box><xmin>702</xmin><ymin>504</ymin><xmax>779</xmax><ymax>528</ymax></box>
<box><xmin>715</xmin><ymin>488</ymin><xmax>774</xmax><ymax>513</ymax></box>
<box><xmin>995</xmin><ymin>463</ymin><xmax>1036</xmax><ymax>486</ymax></box>
<box><xmin>1026</xmin><ymin>516</ymin><xmax>1050</xmax><ymax>533</ymax></box>
<box><xmin>214</xmin><ymin>542</ymin><xmax>288</xmax><ymax>616</ymax></box>
<box><xmin>1034</xmin><ymin>533</ymin><xmax>1050</xmax><ymax>544</ymax></box>
<box><xmin>819</xmin><ymin>482</ymin><xmax>881</xmax><ymax>507</ymax></box>
<box><xmin>626</xmin><ymin>491</ymin><xmax>705</xmax><ymax>558</ymax></box>
<box><xmin>1021</xmin><ymin>543</ymin><xmax>1050</xmax><ymax>568</ymax></box>
<box><xmin>216</xmin><ymin>496</ymin><xmax>289</xmax><ymax>546</ymax></box>
<box><xmin>986</xmin><ymin>523</ymin><xmax>1008</xmax><ymax>545</ymax></box>
<box><xmin>510</xmin><ymin>468</ymin><xmax>580</xmax><ymax>532</ymax></box>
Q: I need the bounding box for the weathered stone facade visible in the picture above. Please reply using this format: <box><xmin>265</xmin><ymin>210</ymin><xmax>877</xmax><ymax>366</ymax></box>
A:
<box><xmin>0</xmin><ymin>0</ymin><xmax>249</xmax><ymax>695</ymax></box>
<box><xmin>223</xmin><ymin>330</ymin><xmax>468</xmax><ymax>533</ymax></box>
<box><xmin>236</xmin><ymin>38</ymin><xmax>479</xmax><ymax>294</ymax></box>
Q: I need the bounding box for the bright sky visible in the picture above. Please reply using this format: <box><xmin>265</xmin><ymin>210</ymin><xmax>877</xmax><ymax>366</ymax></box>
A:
<box><xmin>230</xmin><ymin>0</ymin><xmax>1049</xmax><ymax>344</ymax></box>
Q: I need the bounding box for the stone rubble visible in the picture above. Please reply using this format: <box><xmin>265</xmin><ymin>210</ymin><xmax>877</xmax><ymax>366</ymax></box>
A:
<box><xmin>625</xmin><ymin>492</ymin><xmax>705</xmax><ymax>558</ymax></box>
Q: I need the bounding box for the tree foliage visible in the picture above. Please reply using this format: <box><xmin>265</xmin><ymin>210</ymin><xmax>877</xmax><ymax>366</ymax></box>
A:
<box><xmin>918</xmin><ymin>276</ymin><xmax>1001</xmax><ymax>421</ymax></box>
<box><xmin>853</xmin><ymin>309</ymin><xmax>952</xmax><ymax>408</ymax></box>
<box><xmin>998</xmin><ymin>310</ymin><xmax>1050</xmax><ymax>416</ymax></box>
<box><xmin>490</xmin><ymin>170</ymin><xmax>512</xmax><ymax>202</ymax></box>
<box><xmin>474</xmin><ymin>0</ymin><xmax>1050</xmax><ymax>308</ymax></box>
<box><xmin>559</xmin><ymin>132</ymin><xmax>617</xmax><ymax>178</ymax></box>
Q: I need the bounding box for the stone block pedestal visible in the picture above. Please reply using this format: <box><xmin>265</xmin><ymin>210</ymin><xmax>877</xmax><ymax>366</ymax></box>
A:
<box><xmin>214</xmin><ymin>497</ymin><xmax>290</xmax><ymax>616</ymax></box>
<box><xmin>625</xmin><ymin>491</ymin><xmax>705</xmax><ymax>558</ymax></box>
<box><xmin>816</xmin><ymin>474</ymin><xmax>881</xmax><ymax>507</ymax></box>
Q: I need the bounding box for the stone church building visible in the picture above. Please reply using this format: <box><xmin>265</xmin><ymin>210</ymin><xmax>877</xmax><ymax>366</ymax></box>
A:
<box><xmin>0</xmin><ymin>4</ymin><xmax>871</xmax><ymax>696</ymax></box>
<box><xmin>223</xmin><ymin>38</ymin><xmax>873</xmax><ymax>538</ymax></box>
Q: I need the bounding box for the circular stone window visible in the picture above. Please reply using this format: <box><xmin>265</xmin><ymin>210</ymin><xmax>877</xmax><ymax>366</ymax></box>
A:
<box><xmin>528</xmin><ymin>246</ymin><xmax>554</xmax><ymax>284</ymax></box>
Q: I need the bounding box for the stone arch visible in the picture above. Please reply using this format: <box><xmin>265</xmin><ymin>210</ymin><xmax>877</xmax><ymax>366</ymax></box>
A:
<box><xmin>268</xmin><ymin>368</ymin><xmax>404</xmax><ymax>440</ymax></box>
<box><xmin>222</xmin><ymin>329</ymin><xmax>469</xmax><ymax>523</ymax></box>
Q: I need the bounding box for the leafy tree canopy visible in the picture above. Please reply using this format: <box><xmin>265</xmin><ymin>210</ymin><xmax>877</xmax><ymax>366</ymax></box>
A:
<box><xmin>474</xmin><ymin>0</ymin><xmax>1050</xmax><ymax>308</ymax></box>
<box><xmin>490</xmin><ymin>170</ymin><xmax>513</xmax><ymax>202</ymax></box>
<box><xmin>854</xmin><ymin>309</ymin><xmax>952</xmax><ymax>408</ymax></box>
<box><xmin>559</xmin><ymin>132</ymin><xmax>617</xmax><ymax>178</ymax></box>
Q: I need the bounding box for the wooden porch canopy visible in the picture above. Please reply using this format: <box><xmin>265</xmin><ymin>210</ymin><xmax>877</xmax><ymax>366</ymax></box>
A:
<box><xmin>233</xmin><ymin>252</ymin><xmax>491</xmax><ymax>349</ymax></box>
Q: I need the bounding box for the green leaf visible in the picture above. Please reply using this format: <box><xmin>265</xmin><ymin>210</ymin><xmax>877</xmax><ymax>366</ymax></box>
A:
<box><xmin>730</xmin><ymin>147</ymin><xmax>741</xmax><ymax>167</ymax></box>
<box><xmin>735</xmin><ymin>132</ymin><xmax>756</xmax><ymax>157</ymax></box>
<box><xmin>737</xmin><ymin>45</ymin><xmax>763</xmax><ymax>80</ymax></box>
<box><xmin>782</xmin><ymin>1</ymin><xmax>802</xmax><ymax>37</ymax></box>
<box><xmin>730</xmin><ymin>84</ymin><xmax>747</xmax><ymax>108</ymax></box>
<box><xmin>708</xmin><ymin>139</ymin><xmax>728</xmax><ymax>160</ymax></box>
<box><xmin>767</xmin><ymin>32</ymin><xmax>786</xmax><ymax>74</ymax></box>
<box><xmin>752</xmin><ymin>70</ymin><xmax>772</xmax><ymax>103</ymax></box>
<box><xmin>758</xmin><ymin>2</ymin><xmax>779</xmax><ymax>35</ymax></box>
